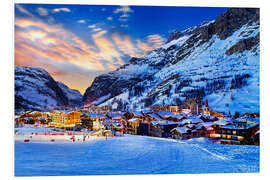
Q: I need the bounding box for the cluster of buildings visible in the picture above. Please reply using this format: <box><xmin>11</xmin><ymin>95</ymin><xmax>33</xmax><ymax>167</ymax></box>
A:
<box><xmin>15</xmin><ymin>100</ymin><xmax>260</xmax><ymax>145</ymax></box>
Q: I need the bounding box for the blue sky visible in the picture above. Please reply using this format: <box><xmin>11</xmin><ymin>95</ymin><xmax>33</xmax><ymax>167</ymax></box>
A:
<box><xmin>15</xmin><ymin>4</ymin><xmax>229</xmax><ymax>93</ymax></box>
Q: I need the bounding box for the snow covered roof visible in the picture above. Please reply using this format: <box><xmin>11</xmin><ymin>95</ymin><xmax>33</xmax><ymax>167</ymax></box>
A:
<box><xmin>206</xmin><ymin>127</ymin><xmax>214</xmax><ymax>131</ymax></box>
<box><xmin>81</xmin><ymin>112</ymin><xmax>106</xmax><ymax>118</ymax></box>
<box><xmin>214</xmin><ymin>120</ymin><xmax>230</xmax><ymax>126</ymax></box>
<box><xmin>222</xmin><ymin>122</ymin><xmax>258</xmax><ymax>130</ymax></box>
<box><xmin>170</xmin><ymin>114</ymin><xmax>186</xmax><ymax>119</ymax></box>
<box><xmin>55</xmin><ymin>110</ymin><xmax>70</xmax><ymax>114</ymax></box>
<box><xmin>201</xmin><ymin>122</ymin><xmax>215</xmax><ymax>127</ymax></box>
<box><xmin>109</xmin><ymin>113</ymin><xmax>124</xmax><ymax>119</ymax></box>
<box><xmin>171</xmin><ymin>127</ymin><xmax>189</xmax><ymax>134</ymax></box>
<box><xmin>156</xmin><ymin>111</ymin><xmax>173</xmax><ymax>117</ymax></box>
<box><xmin>195</xmin><ymin>124</ymin><xmax>204</xmax><ymax>129</ymax></box>
<box><xmin>142</xmin><ymin>110</ymin><xmax>153</xmax><ymax>114</ymax></box>
<box><xmin>151</xmin><ymin>120</ymin><xmax>178</xmax><ymax>126</ymax></box>
<box><xmin>190</xmin><ymin>118</ymin><xmax>204</xmax><ymax>123</ymax></box>
<box><xmin>131</xmin><ymin>111</ymin><xmax>143</xmax><ymax>116</ymax></box>
<box><xmin>128</xmin><ymin>118</ymin><xmax>139</xmax><ymax>122</ymax></box>
<box><xmin>181</xmin><ymin>119</ymin><xmax>192</xmax><ymax>124</ymax></box>
<box><xmin>148</xmin><ymin>113</ymin><xmax>162</xmax><ymax>120</ymax></box>
<box><xmin>186</xmin><ymin>124</ymin><xmax>196</xmax><ymax>128</ymax></box>
<box><xmin>151</xmin><ymin>121</ymin><xmax>160</xmax><ymax>126</ymax></box>
<box><xmin>102</xmin><ymin>122</ymin><xmax>119</xmax><ymax>127</ymax></box>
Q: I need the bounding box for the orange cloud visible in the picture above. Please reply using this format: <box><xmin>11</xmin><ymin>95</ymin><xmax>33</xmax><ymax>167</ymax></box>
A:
<box><xmin>112</xmin><ymin>34</ymin><xmax>141</xmax><ymax>57</ymax></box>
<box><xmin>136</xmin><ymin>39</ymin><xmax>153</xmax><ymax>53</ymax></box>
<box><xmin>15</xmin><ymin>14</ymin><xmax>166</xmax><ymax>93</ymax></box>
<box><xmin>147</xmin><ymin>34</ymin><xmax>166</xmax><ymax>49</ymax></box>
<box><xmin>92</xmin><ymin>35</ymin><xmax>124</xmax><ymax>69</ymax></box>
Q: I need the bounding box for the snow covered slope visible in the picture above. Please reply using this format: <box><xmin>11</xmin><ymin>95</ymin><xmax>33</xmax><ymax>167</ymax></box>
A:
<box><xmin>15</xmin><ymin>135</ymin><xmax>259</xmax><ymax>176</ymax></box>
<box><xmin>15</xmin><ymin>66</ymin><xmax>82</xmax><ymax>111</ymax></box>
<box><xmin>83</xmin><ymin>8</ymin><xmax>259</xmax><ymax>114</ymax></box>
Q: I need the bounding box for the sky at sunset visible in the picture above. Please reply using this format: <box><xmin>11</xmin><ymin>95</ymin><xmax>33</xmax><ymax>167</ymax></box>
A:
<box><xmin>14</xmin><ymin>4</ymin><xmax>229</xmax><ymax>94</ymax></box>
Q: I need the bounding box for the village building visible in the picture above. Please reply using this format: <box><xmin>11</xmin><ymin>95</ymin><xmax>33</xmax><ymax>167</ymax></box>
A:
<box><xmin>137</xmin><ymin>122</ymin><xmax>151</xmax><ymax>136</ymax></box>
<box><xmin>170</xmin><ymin>127</ymin><xmax>191</xmax><ymax>140</ymax></box>
<box><xmin>125</xmin><ymin>118</ymin><xmax>142</xmax><ymax>135</ymax></box>
<box><xmin>220</xmin><ymin>119</ymin><xmax>259</xmax><ymax>145</ymax></box>
<box><xmin>102</xmin><ymin>121</ymin><xmax>124</xmax><ymax>136</ymax></box>
<box><xmin>30</xmin><ymin>111</ymin><xmax>49</xmax><ymax>119</ymax></box>
<box><xmin>169</xmin><ymin>114</ymin><xmax>187</xmax><ymax>122</ymax></box>
<box><xmin>203</xmin><ymin>99</ymin><xmax>211</xmax><ymax>116</ymax></box>
<box><xmin>51</xmin><ymin>111</ymin><xmax>67</xmax><ymax>127</ymax></box>
<box><xmin>92</xmin><ymin>118</ymin><xmax>104</xmax><ymax>131</ymax></box>
<box><xmin>210</xmin><ymin>111</ymin><xmax>225</xmax><ymax>119</ymax></box>
<box><xmin>189</xmin><ymin>118</ymin><xmax>204</xmax><ymax>124</ymax></box>
<box><xmin>66</xmin><ymin>111</ymin><xmax>81</xmax><ymax>126</ymax></box>
<box><xmin>156</xmin><ymin>111</ymin><xmax>174</xmax><ymax>120</ymax></box>
<box><xmin>151</xmin><ymin>105</ymin><xmax>181</xmax><ymax>113</ymax></box>
<box><xmin>80</xmin><ymin>113</ymin><xmax>93</xmax><ymax>130</ymax></box>
<box><xmin>131</xmin><ymin>111</ymin><xmax>144</xmax><ymax>118</ymax></box>
<box><xmin>181</xmin><ymin>109</ymin><xmax>192</xmax><ymax>115</ymax></box>
<box><xmin>150</xmin><ymin>105</ymin><xmax>168</xmax><ymax>112</ymax></box>
<box><xmin>107</xmin><ymin>113</ymin><xmax>125</xmax><ymax>122</ymax></box>
<box><xmin>101</xmin><ymin>105</ymin><xmax>112</xmax><ymax>112</ymax></box>
<box><xmin>167</xmin><ymin>105</ymin><xmax>180</xmax><ymax>113</ymax></box>
<box><xmin>147</xmin><ymin>113</ymin><xmax>162</xmax><ymax>121</ymax></box>
<box><xmin>253</xmin><ymin>130</ymin><xmax>260</xmax><ymax>145</ymax></box>
<box><xmin>150</xmin><ymin>121</ymin><xmax>180</xmax><ymax>137</ymax></box>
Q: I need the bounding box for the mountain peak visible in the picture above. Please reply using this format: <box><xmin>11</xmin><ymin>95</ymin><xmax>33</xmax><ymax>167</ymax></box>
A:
<box><xmin>83</xmin><ymin>7</ymin><xmax>259</xmax><ymax>114</ymax></box>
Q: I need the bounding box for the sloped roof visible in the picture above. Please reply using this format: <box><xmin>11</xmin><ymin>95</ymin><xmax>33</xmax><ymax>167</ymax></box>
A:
<box><xmin>109</xmin><ymin>113</ymin><xmax>124</xmax><ymax>119</ymax></box>
<box><xmin>148</xmin><ymin>113</ymin><xmax>162</xmax><ymax>120</ymax></box>
<box><xmin>171</xmin><ymin>127</ymin><xmax>189</xmax><ymax>134</ymax></box>
<box><xmin>156</xmin><ymin>111</ymin><xmax>173</xmax><ymax>117</ymax></box>
<box><xmin>131</xmin><ymin>111</ymin><xmax>143</xmax><ymax>116</ymax></box>
<box><xmin>222</xmin><ymin>121</ymin><xmax>258</xmax><ymax>129</ymax></box>
<box><xmin>190</xmin><ymin>118</ymin><xmax>204</xmax><ymax>123</ymax></box>
<box><xmin>214</xmin><ymin>120</ymin><xmax>230</xmax><ymax>126</ymax></box>
<box><xmin>170</xmin><ymin>114</ymin><xmax>186</xmax><ymax>119</ymax></box>
<box><xmin>142</xmin><ymin>110</ymin><xmax>153</xmax><ymax>114</ymax></box>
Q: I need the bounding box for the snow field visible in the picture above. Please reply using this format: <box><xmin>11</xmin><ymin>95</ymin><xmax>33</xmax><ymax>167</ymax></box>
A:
<box><xmin>15</xmin><ymin>135</ymin><xmax>259</xmax><ymax>176</ymax></box>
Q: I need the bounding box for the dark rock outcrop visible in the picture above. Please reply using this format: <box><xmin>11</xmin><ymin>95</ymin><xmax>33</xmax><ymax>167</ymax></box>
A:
<box><xmin>226</xmin><ymin>33</ymin><xmax>260</xmax><ymax>55</ymax></box>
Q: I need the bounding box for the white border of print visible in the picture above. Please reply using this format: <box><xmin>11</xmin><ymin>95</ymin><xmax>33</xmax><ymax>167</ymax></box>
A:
<box><xmin>2</xmin><ymin>0</ymin><xmax>270</xmax><ymax>180</ymax></box>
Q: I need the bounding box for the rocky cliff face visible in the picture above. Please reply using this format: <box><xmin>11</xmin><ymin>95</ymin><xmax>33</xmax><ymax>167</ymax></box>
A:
<box><xmin>83</xmin><ymin>8</ymin><xmax>260</xmax><ymax>114</ymax></box>
<box><xmin>15</xmin><ymin>66</ymin><xmax>82</xmax><ymax>112</ymax></box>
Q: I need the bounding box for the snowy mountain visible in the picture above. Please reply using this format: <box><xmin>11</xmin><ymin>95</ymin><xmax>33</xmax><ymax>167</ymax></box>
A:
<box><xmin>15</xmin><ymin>66</ymin><xmax>82</xmax><ymax>111</ymax></box>
<box><xmin>83</xmin><ymin>8</ymin><xmax>260</xmax><ymax>114</ymax></box>
<box><xmin>56</xmin><ymin>81</ymin><xmax>83</xmax><ymax>107</ymax></box>
<box><xmin>83</xmin><ymin>8</ymin><xmax>260</xmax><ymax>113</ymax></box>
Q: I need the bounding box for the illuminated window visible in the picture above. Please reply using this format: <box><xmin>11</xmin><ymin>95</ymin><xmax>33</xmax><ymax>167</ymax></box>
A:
<box><xmin>227</xmin><ymin>135</ymin><xmax>231</xmax><ymax>139</ymax></box>
<box><xmin>237</xmin><ymin>136</ymin><xmax>244</xmax><ymax>141</ymax></box>
<box><xmin>233</xmin><ymin>130</ymin><xmax>236</xmax><ymax>135</ymax></box>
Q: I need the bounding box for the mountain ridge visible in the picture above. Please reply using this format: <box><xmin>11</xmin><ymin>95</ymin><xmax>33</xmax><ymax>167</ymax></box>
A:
<box><xmin>83</xmin><ymin>8</ymin><xmax>260</xmax><ymax>114</ymax></box>
<box><xmin>15</xmin><ymin>66</ymin><xmax>82</xmax><ymax>112</ymax></box>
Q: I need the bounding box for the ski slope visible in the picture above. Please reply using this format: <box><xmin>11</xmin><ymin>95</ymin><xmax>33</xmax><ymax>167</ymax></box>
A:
<box><xmin>15</xmin><ymin>135</ymin><xmax>259</xmax><ymax>176</ymax></box>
